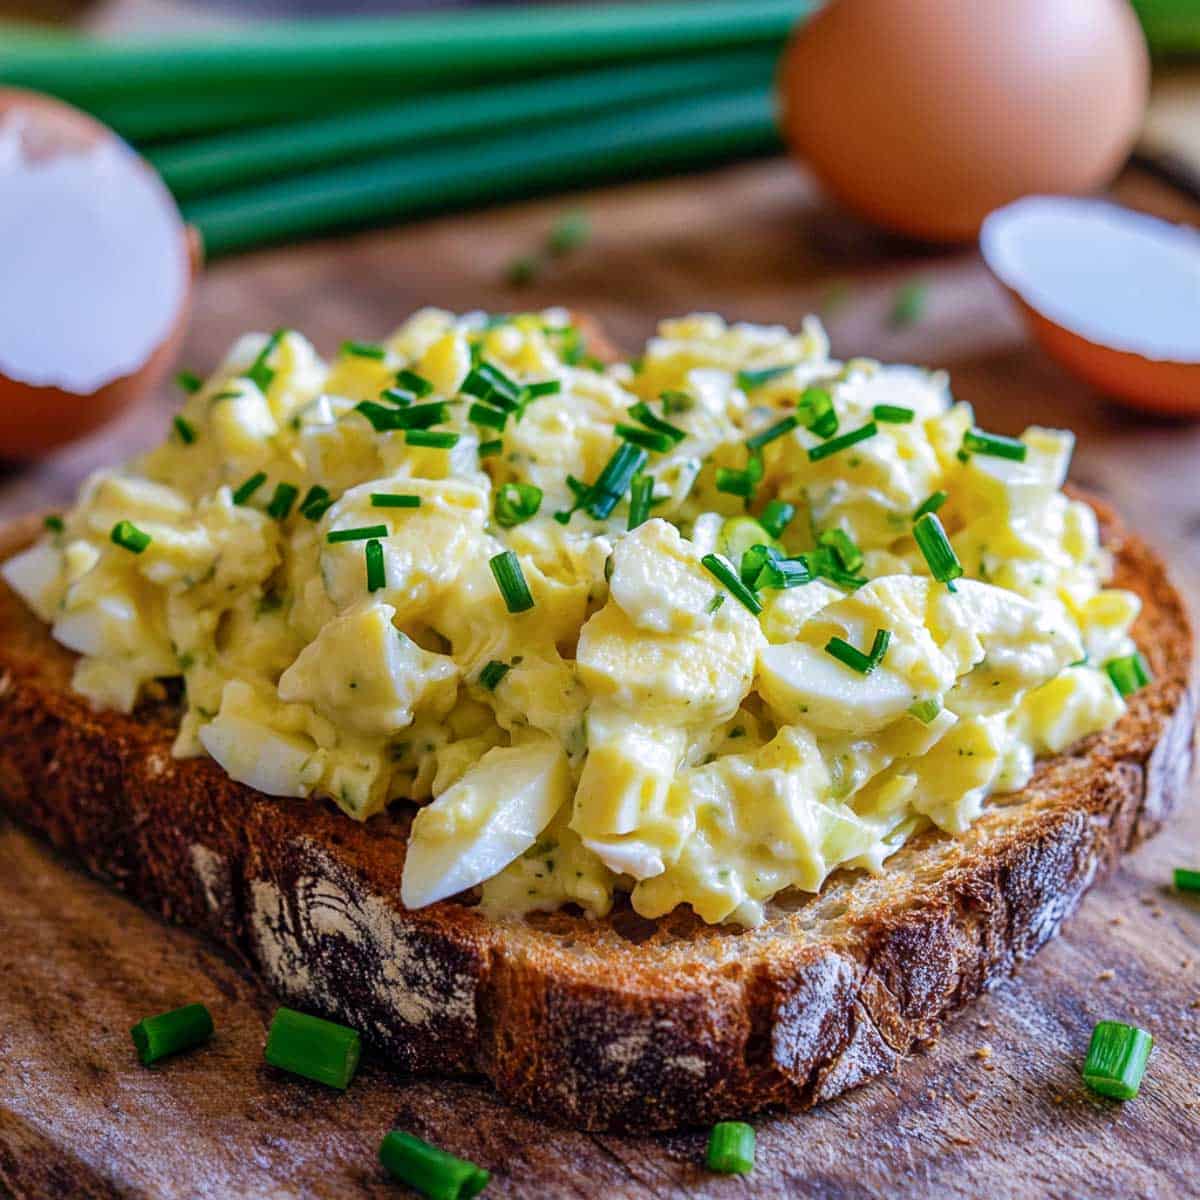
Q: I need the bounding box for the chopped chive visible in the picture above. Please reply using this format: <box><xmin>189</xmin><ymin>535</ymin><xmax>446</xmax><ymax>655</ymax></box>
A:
<box><xmin>365</xmin><ymin>538</ymin><xmax>386</xmax><ymax>592</ymax></box>
<box><xmin>371</xmin><ymin>493</ymin><xmax>421</xmax><ymax>509</ymax></box>
<box><xmin>478</xmin><ymin>660</ymin><xmax>510</xmax><ymax>691</ymax></box>
<box><xmin>627</xmin><ymin>474</ymin><xmax>654</xmax><ymax>530</ymax></box>
<box><xmin>628</xmin><ymin>402</ymin><xmax>686</xmax><ymax>445</ymax></box>
<box><xmin>522</xmin><ymin>379</ymin><xmax>561</xmax><ymax>402</ymax></box>
<box><xmin>175</xmin><ymin>369</ymin><xmax>203</xmax><ymax>394</ymax></box>
<box><xmin>908</xmin><ymin>698</ymin><xmax>942</xmax><ymax>724</ymax></box>
<box><xmin>799</xmin><ymin>385</ymin><xmax>838</xmax><ymax>439</ymax></box>
<box><xmin>462</xmin><ymin>361</ymin><xmax>520</xmax><ymax>410</ymax></box>
<box><xmin>759</xmin><ymin>500</ymin><xmax>796</xmax><ymax>540</ymax></box>
<box><xmin>489</xmin><ymin>550</ymin><xmax>535</xmax><ymax>613</ymax></box>
<box><xmin>1082</xmin><ymin>1021</ymin><xmax>1153</xmax><ymax>1101</ymax></box>
<box><xmin>340</xmin><ymin>339</ymin><xmax>386</xmax><ymax>360</ymax></box>
<box><xmin>382</xmin><ymin>401</ymin><xmax>451</xmax><ymax>430</ymax></box>
<box><xmin>808</xmin><ymin>421</ymin><xmax>877</xmax><ymax>463</ymax></box>
<box><xmin>737</xmin><ymin>365</ymin><xmax>793</xmax><ymax>391</ymax></box>
<box><xmin>469</xmin><ymin>402</ymin><xmax>507</xmax><ymax>431</ymax></box>
<box><xmin>889</xmin><ymin>279</ymin><xmax>928</xmax><ymax>328</ymax></box>
<box><xmin>232</xmin><ymin>471</ymin><xmax>268</xmax><ymax>506</ymax></box>
<box><xmin>1174</xmin><ymin>868</ymin><xmax>1200</xmax><ymax>892</ymax></box>
<box><xmin>267</xmin><ymin>482</ymin><xmax>299</xmax><ymax>520</ymax></box>
<box><xmin>264</xmin><ymin>1006</ymin><xmax>361</xmax><ymax>1090</ymax></box>
<box><xmin>660</xmin><ymin>389</ymin><xmax>693</xmax><ymax>415</ymax></box>
<box><xmin>547</xmin><ymin>208</ymin><xmax>591</xmax><ymax>256</ymax></box>
<box><xmin>110</xmin><ymin>519</ymin><xmax>152</xmax><ymax>554</ymax></box>
<box><xmin>494</xmin><ymin>481</ymin><xmax>543</xmax><ymax>528</ymax></box>
<box><xmin>583</xmin><ymin>443</ymin><xmax>648</xmax><ymax>520</ymax></box>
<box><xmin>210</xmin><ymin>389</ymin><xmax>241</xmax><ymax>403</ymax></box>
<box><xmin>245</xmin><ymin>329</ymin><xmax>284</xmax><ymax>392</ymax></box>
<box><xmin>869</xmin><ymin>628</ymin><xmax>891</xmax><ymax>666</ymax></box>
<box><xmin>172</xmin><ymin>415</ymin><xmax>197</xmax><ymax>445</ymax></box>
<box><xmin>962</xmin><ymin>428</ymin><xmax>1027</xmax><ymax>462</ymax></box>
<box><xmin>379</xmin><ymin>1130</ymin><xmax>490</xmax><ymax>1200</ymax></box>
<box><xmin>356</xmin><ymin>400</ymin><xmax>404</xmax><ymax>431</ymax></box>
<box><xmin>1104</xmin><ymin>652</ymin><xmax>1152</xmax><ymax>698</ymax></box>
<box><xmin>327</xmin><ymin>524</ymin><xmax>388</xmax><ymax>544</ymax></box>
<box><xmin>716</xmin><ymin>460</ymin><xmax>763</xmax><ymax>499</ymax></box>
<box><xmin>743</xmin><ymin>545</ymin><xmax>810</xmax><ymax>590</ymax></box>
<box><xmin>873</xmin><ymin>404</ymin><xmax>914</xmax><ymax>424</ymax></box>
<box><xmin>380</xmin><ymin>386</ymin><xmax>415</xmax><ymax>407</ymax></box>
<box><xmin>706</xmin><ymin>1121</ymin><xmax>755</xmax><ymax>1175</ymax></box>
<box><xmin>299</xmin><ymin>485</ymin><xmax>331</xmax><ymax>521</ymax></box>
<box><xmin>130</xmin><ymin>1003</ymin><xmax>213</xmax><ymax>1066</ymax></box>
<box><xmin>615</xmin><ymin>424</ymin><xmax>674</xmax><ymax>454</ymax></box>
<box><xmin>914</xmin><ymin>490</ymin><xmax>948</xmax><ymax>521</ymax></box>
<box><xmin>825</xmin><ymin>633</ymin><xmax>881</xmax><ymax>675</ymax></box>
<box><xmin>406</xmin><ymin>430</ymin><xmax>460</xmax><ymax>449</ymax></box>
<box><xmin>913</xmin><ymin>512</ymin><xmax>963</xmax><ymax>588</ymax></box>
<box><xmin>701</xmin><ymin>553</ymin><xmax>763</xmax><ymax>615</ymax></box>
<box><xmin>394</xmin><ymin>368</ymin><xmax>432</xmax><ymax>397</ymax></box>
<box><xmin>478</xmin><ymin>439</ymin><xmax>504</xmax><ymax>458</ymax></box>
<box><xmin>746</xmin><ymin>415</ymin><xmax>799</xmax><ymax>451</ymax></box>
<box><xmin>818</xmin><ymin>528</ymin><xmax>864</xmax><ymax>573</ymax></box>
<box><xmin>706</xmin><ymin>592</ymin><xmax>726</xmax><ymax>615</ymax></box>
<box><xmin>506</xmin><ymin>254</ymin><xmax>540</xmax><ymax>287</ymax></box>
<box><xmin>44</xmin><ymin>514</ymin><xmax>64</xmax><ymax>533</ymax></box>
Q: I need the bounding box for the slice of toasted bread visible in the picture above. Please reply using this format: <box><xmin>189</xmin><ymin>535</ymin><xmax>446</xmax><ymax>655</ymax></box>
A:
<box><xmin>0</xmin><ymin>491</ymin><xmax>1192</xmax><ymax>1133</ymax></box>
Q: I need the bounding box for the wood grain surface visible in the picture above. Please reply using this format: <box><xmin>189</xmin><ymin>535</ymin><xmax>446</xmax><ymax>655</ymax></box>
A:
<box><xmin>1</xmin><ymin>156</ymin><xmax>1199</xmax><ymax>1198</ymax></box>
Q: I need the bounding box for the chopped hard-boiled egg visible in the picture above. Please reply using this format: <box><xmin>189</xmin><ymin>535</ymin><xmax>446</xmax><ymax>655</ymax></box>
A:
<box><xmin>7</xmin><ymin>310</ymin><xmax>1143</xmax><ymax>927</ymax></box>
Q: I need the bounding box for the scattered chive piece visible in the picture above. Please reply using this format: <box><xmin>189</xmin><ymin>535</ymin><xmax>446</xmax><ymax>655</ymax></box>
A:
<box><xmin>210</xmin><ymin>389</ymin><xmax>241</xmax><ymax>403</ymax></box>
<box><xmin>962</xmin><ymin>428</ymin><xmax>1027</xmax><ymax>462</ymax></box>
<box><xmin>701</xmin><ymin>553</ymin><xmax>763</xmax><ymax>615</ymax></box>
<box><xmin>245</xmin><ymin>329</ymin><xmax>284</xmax><ymax>392</ymax></box>
<box><xmin>130</xmin><ymin>1003</ymin><xmax>213</xmax><ymax>1066</ymax></box>
<box><xmin>111</xmin><ymin>520</ymin><xmax>152</xmax><ymax>554</ymax></box>
<box><xmin>370</xmin><ymin>493</ymin><xmax>421</xmax><ymax>509</ymax></box>
<box><xmin>383</xmin><ymin>401</ymin><xmax>451</xmax><ymax>430</ymax></box>
<box><xmin>706</xmin><ymin>1122</ymin><xmax>755</xmax><ymax>1175</ymax></box>
<box><xmin>299</xmin><ymin>485</ymin><xmax>331</xmax><ymax>521</ymax></box>
<box><xmin>327</xmin><ymin>524</ymin><xmax>388</xmax><ymax>544</ymax></box>
<box><xmin>340</xmin><ymin>339</ymin><xmax>386</xmax><ymax>360</ymax></box>
<box><xmin>808</xmin><ymin>421</ymin><xmax>876</xmax><ymax>462</ymax></box>
<box><xmin>615</xmin><ymin>424</ymin><xmax>674</xmax><ymax>454</ymax></box>
<box><xmin>494</xmin><ymin>481</ymin><xmax>543</xmax><ymax>528</ymax></box>
<box><xmin>379</xmin><ymin>1130</ymin><xmax>490</xmax><ymax>1200</ymax></box>
<box><xmin>506</xmin><ymin>254</ymin><xmax>540</xmax><ymax>287</ymax></box>
<box><xmin>914</xmin><ymin>490</ymin><xmax>948</xmax><ymax>521</ymax></box>
<box><xmin>264</xmin><ymin>1006</ymin><xmax>361</xmax><ymax>1090</ymax></box>
<box><xmin>628</xmin><ymin>474</ymin><xmax>654</xmax><ymax>531</ymax></box>
<box><xmin>660</xmin><ymin>389</ymin><xmax>693</xmax><ymax>414</ymax></box>
<box><xmin>759</xmin><ymin>500</ymin><xmax>796</xmax><ymax>540</ymax></box>
<box><xmin>380</xmin><ymin>386</ymin><xmax>415</xmax><ymax>407</ymax></box>
<box><xmin>462</xmin><ymin>361</ymin><xmax>521</xmax><ymax>410</ymax></box>
<box><xmin>913</xmin><ymin>512</ymin><xmax>963</xmax><ymax>589</ymax></box>
<box><xmin>628</xmin><ymin>401</ymin><xmax>686</xmax><ymax>445</ymax></box>
<box><xmin>394</xmin><ymin>368</ymin><xmax>433</xmax><ymax>397</ymax></box>
<box><xmin>357</xmin><ymin>400</ymin><xmax>405</xmax><ymax>431</ymax></box>
<box><xmin>746</xmin><ymin>414</ymin><xmax>799</xmax><ymax>451</ymax></box>
<box><xmin>522</xmin><ymin>379</ymin><xmax>561</xmax><ymax>402</ymax></box>
<box><xmin>873</xmin><ymin>404</ymin><xmax>914</xmax><ymax>424</ymax></box>
<box><xmin>908</xmin><ymin>698</ymin><xmax>942</xmax><ymax>724</ymax></box>
<box><xmin>365</xmin><ymin>538</ymin><xmax>386</xmax><ymax>592</ymax></box>
<box><xmin>478</xmin><ymin>660</ymin><xmax>510</xmax><ymax>691</ymax></box>
<box><xmin>266</xmin><ymin>482</ymin><xmax>299</xmax><ymax>520</ymax></box>
<box><xmin>232</xmin><ymin>471</ymin><xmax>268</xmax><ymax>506</ymax></box>
<box><xmin>716</xmin><ymin>460</ymin><xmax>763</xmax><ymax>499</ymax></box>
<box><xmin>737</xmin><ymin>365</ymin><xmax>793</xmax><ymax>391</ymax></box>
<box><xmin>43</xmin><ymin>514</ymin><xmax>64</xmax><ymax>533</ymax></box>
<box><xmin>478</xmin><ymin>439</ymin><xmax>504</xmax><ymax>458</ymax></box>
<box><xmin>1104</xmin><ymin>652</ymin><xmax>1152</xmax><ymax>698</ymax></box>
<box><xmin>175</xmin><ymin>369</ymin><xmax>203</xmax><ymax>394</ymax></box>
<box><xmin>1173</xmin><ymin>868</ymin><xmax>1200</xmax><ymax>892</ymax></box>
<box><xmin>825</xmin><ymin>630</ymin><xmax>889</xmax><ymax>675</ymax></box>
<box><xmin>173</xmin><ymin>415</ymin><xmax>197</xmax><ymax>445</ymax></box>
<box><xmin>489</xmin><ymin>550</ymin><xmax>535</xmax><ymax>613</ymax></box>
<box><xmin>581</xmin><ymin>443</ymin><xmax>648</xmax><ymax>520</ymax></box>
<box><xmin>799</xmin><ymin>385</ymin><xmax>838</xmax><ymax>439</ymax></box>
<box><xmin>743</xmin><ymin>545</ymin><xmax>811</xmax><ymax>590</ymax></box>
<box><xmin>547</xmin><ymin>208</ymin><xmax>591</xmax><ymax>256</ymax></box>
<box><xmin>1082</xmin><ymin>1021</ymin><xmax>1153</xmax><ymax>1101</ymax></box>
<box><xmin>706</xmin><ymin>592</ymin><xmax>726</xmax><ymax>615</ymax></box>
<box><xmin>818</xmin><ymin>528</ymin><xmax>864</xmax><ymax>573</ymax></box>
<box><xmin>889</xmin><ymin>279</ymin><xmax>928</xmax><ymax>328</ymax></box>
<box><xmin>469</xmin><ymin>402</ymin><xmax>507</xmax><ymax>431</ymax></box>
<box><xmin>406</xmin><ymin>430</ymin><xmax>460</xmax><ymax>449</ymax></box>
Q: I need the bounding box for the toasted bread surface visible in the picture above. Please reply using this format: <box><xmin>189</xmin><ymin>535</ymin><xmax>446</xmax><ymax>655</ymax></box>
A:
<box><xmin>0</xmin><ymin>491</ymin><xmax>1192</xmax><ymax>1132</ymax></box>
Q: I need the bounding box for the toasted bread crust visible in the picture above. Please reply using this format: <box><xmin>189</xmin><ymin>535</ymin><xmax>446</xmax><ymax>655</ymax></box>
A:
<box><xmin>0</xmin><ymin>493</ymin><xmax>1192</xmax><ymax>1131</ymax></box>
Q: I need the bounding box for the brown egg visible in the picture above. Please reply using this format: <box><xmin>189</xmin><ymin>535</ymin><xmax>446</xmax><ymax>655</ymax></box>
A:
<box><xmin>981</xmin><ymin>196</ymin><xmax>1200</xmax><ymax>416</ymax></box>
<box><xmin>0</xmin><ymin>88</ymin><xmax>196</xmax><ymax>460</ymax></box>
<box><xmin>778</xmin><ymin>0</ymin><xmax>1149</xmax><ymax>243</ymax></box>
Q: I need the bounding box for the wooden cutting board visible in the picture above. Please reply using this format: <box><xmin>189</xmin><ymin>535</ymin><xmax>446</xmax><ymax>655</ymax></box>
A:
<box><xmin>1</xmin><ymin>158</ymin><xmax>1199</xmax><ymax>1199</ymax></box>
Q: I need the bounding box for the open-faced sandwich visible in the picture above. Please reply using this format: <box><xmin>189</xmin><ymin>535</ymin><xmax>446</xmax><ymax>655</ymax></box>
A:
<box><xmin>0</xmin><ymin>310</ymin><xmax>1192</xmax><ymax>1130</ymax></box>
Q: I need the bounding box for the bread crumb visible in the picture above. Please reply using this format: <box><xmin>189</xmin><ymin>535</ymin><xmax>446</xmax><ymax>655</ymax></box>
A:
<box><xmin>1151</xmin><ymin>908</ymin><xmax>1164</xmax><ymax>919</ymax></box>
<box><xmin>1097</xmin><ymin>969</ymin><xmax>1115</xmax><ymax>981</ymax></box>
<box><xmin>1110</xmin><ymin>915</ymin><xmax>1124</xmax><ymax>925</ymax></box>
<box><xmin>976</xmin><ymin>1019</ymin><xmax>992</xmax><ymax>1030</ymax></box>
<box><xmin>963</xmin><ymin>1090</ymin><xmax>979</xmax><ymax>1102</ymax></box>
<box><xmin>973</xmin><ymin>1045</ymin><xmax>993</xmax><ymax>1062</ymax></box>
<box><xmin>949</xmin><ymin>1134</ymin><xmax>974</xmax><ymax>1146</ymax></box>
<box><xmin>1139</xmin><ymin>895</ymin><xmax>1156</xmax><ymax>906</ymax></box>
<box><xmin>1189</xmin><ymin>998</ymin><xmax>1200</xmax><ymax>1010</ymax></box>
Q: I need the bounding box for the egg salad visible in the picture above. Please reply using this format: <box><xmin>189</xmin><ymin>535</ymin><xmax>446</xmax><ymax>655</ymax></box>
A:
<box><xmin>4</xmin><ymin>310</ymin><xmax>1151</xmax><ymax>927</ymax></box>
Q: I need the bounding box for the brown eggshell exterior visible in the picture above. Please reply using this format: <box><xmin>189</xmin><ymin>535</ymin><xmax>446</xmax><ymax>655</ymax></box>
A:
<box><xmin>1013</xmin><ymin>296</ymin><xmax>1200</xmax><ymax>417</ymax></box>
<box><xmin>777</xmin><ymin>0</ymin><xmax>1150</xmax><ymax>243</ymax></box>
<box><xmin>0</xmin><ymin>89</ymin><xmax>196</xmax><ymax>460</ymax></box>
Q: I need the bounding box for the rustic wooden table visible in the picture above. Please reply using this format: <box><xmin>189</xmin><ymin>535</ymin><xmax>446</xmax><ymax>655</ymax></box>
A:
<box><xmin>1</xmin><ymin>155</ymin><xmax>1199</xmax><ymax>1198</ymax></box>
